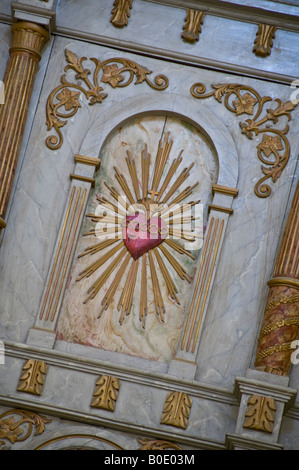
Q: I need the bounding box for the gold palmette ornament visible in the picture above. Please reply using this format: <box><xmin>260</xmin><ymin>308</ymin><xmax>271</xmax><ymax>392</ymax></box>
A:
<box><xmin>76</xmin><ymin>133</ymin><xmax>201</xmax><ymax>327</ymax></box>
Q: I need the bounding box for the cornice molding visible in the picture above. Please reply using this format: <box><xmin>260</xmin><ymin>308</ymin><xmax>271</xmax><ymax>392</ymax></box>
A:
<box><xmin>53</xmin><ymin>26</ymin><xmax>299</xmax><ymax>85</ymax></box>
<box><xmin>145</xmin><ymin>0</ymin><xmax>299</xmax><ymax>33</ymax></box>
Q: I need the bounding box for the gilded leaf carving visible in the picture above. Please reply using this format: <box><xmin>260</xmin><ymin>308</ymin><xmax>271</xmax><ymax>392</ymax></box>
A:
<box><xmin>243</xmin><ymin>394</ymin><xmax>277</xmax><ymax>433</ymax></box>
<box><xmin>181</xmin><ymin>9</ymin><xmax>205</xmax><ymax>43</ymax></box>
<box><xmin>46</xmin><ymin>49</ymin><xmax>168</xmax><ymax>150</ymax></box>
<box><xmin>91</xmin><ymin>375</ymin><xmax>120</xmax><ymax>411</ymax></box>
<box><xmin>138</xmin><ymin>438</ymin><xmax>182</xmax><ymax>450</ymax></box>
<box><xmin>17</xmin><ymin>359</ymin><xmax>47</xmax><ymax>396</ymax></box>
<box><xmin>190</xmin><ymin>82</ymin><xmax>298</xmax><ymax>198</ymax></box>
<box><xmin>253</xmin><ymin>24</ymin><xmax>277</xmax><ymax>57</ymax></box>
<box><xmin>161</xmin><ymin>391</ymin><xmax>192</xmax><ymax>429</ymax></box>
<box><xmin>110</xmin><ymin>0</ymin><xmax>133</xmax><ymax>28</ymax></box>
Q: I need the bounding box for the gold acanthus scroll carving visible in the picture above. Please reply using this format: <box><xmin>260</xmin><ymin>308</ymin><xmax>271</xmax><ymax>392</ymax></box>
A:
<box><xmin>0</xmin><ymin>409</ymin><xmax>51</xmax><ymax>447</ymax></box>
<box><xmin>110</xmin><ymin>0</ymin><xmax>133</xmax><ymax>28</ymax></box>
<box><xmin>253</xmin><ymin>24</ymin><xmax>277</xmax><ymax>57</ymax></box>
<box><xmin>190</xmin><ymin>82</ymin><xmax>298</xmax><ymax>198</ymax></box>
<box><xmin>181</xmin><ymin>9</ymin><xmax>205</xmax><ymax>43</ymax></box>
<box><xmin>45</xmin><ymin>49</ymin><xmax>168</xmax><ymax>151</ymax></box>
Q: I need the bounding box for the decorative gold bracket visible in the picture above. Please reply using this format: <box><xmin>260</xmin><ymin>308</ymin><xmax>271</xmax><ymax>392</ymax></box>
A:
<box><xmin>181</xmin><ymin>9</ymin><xmax>205</xmax><ymax>43</ymax></box>
<box><xmin>45</xmin><ymin>49</ymin><xmax>168</xmax><ymax>151</ymax></box>
<box><xmin>253</xmin><ymin>24</ymin><xmax>277</xmax><ymax>57</ymax></box>
<box><xmin>110</xmin><ymin>0</ymin><xmax>133</xmax><ymax>28</ymax></box>
<box><xmin>190</xmin><ymin>82</ymin><xmax>298</xmax><ymax>198</ymax></box>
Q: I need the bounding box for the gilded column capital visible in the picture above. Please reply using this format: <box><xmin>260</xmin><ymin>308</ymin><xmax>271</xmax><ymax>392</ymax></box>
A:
<box><xmin>10</xmin><ymin>21</ymin><xmax>49</xmax><ymax>61</ymax></box>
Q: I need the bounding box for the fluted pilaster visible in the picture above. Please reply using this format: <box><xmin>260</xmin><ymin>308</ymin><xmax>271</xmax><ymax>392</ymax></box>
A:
<box><xmin>0</xmin><ymin>21</ymin><xmax>49</xmax><ymax>229</ymax></box>
<box><xmin>255</xmin><ymin>181</ymin><xmax>299</xmax><ymax>375</ymax></box>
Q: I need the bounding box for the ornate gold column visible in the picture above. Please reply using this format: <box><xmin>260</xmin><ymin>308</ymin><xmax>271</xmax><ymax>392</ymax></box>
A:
<box><xmin>0</xmin><ymin>21</ymin><xmax>49</xmax><ymax>230</ymax></box>
<box><xmin>255</xmin><ymin>180</ymin><xmax>299</xmax><ymax>375</ymax></box>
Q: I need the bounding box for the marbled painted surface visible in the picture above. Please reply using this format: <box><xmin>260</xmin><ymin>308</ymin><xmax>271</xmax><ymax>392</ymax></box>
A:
<box><xmin>56</xmin><ymin>115</ymin><xmax>217</xmax><ymax>361</ymax></box>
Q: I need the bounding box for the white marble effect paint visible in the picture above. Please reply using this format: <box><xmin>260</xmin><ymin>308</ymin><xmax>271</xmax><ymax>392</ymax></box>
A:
<box><xmin>56</xmin><ymin>0</ymin><xmax>299</xmax><ymax>78</ymax></box>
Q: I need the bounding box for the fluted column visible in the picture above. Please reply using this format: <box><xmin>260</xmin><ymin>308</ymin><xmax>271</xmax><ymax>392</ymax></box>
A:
<box><xmin>255</xmin><ymin>180</ymin><xmax>299</xmax><ymax>375</ymax></box>
<box><xmin>0</xmin><ymin>21</ymin><xmax>49</xmax><ymax>230</ymax></box>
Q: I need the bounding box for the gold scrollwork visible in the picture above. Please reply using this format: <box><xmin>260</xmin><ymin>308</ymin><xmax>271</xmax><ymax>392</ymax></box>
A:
<box><xmin>0</xmin><ymin>409</ymin><xmax>51</xmax><ymax>447</ymax></box>
<box><xmin>138</xmin><ymin>438</ymin><xmax>182</xmax><ymax>450</ymax></box>
<box><xmin>190</xmin><ymin>82</ymin><xmax>298</xmax><ymax>198</ymax></box>
<box><xmin>46</xmin><ymin>49</ymin><xmax>168</xmax><ymax>151</ymax></box>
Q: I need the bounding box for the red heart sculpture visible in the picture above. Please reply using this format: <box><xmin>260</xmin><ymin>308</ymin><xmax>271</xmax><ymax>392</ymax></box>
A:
<box><xmin>122</xmin><ymin>212</ymin><xmax>168</xmax><ymax>260</ymax></box>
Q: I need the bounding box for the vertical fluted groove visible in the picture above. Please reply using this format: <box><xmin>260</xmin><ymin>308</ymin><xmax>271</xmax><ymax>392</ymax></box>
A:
<box><xmin>255</xmin><ymin>181</ymin><xmax>299</xmax><ymax>376</ymax></box>
<box><xmin>0</xmin><ymin>21</ymin><xmax>49</xmax><ymax>226</ymax></box>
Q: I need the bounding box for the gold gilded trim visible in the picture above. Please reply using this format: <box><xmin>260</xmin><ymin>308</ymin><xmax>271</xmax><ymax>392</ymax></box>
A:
<box><xmin>0</xmin><ymin>217</ymin><xmax>6</xmax><ymax>229</ymax></box>
<box><xmin>267</xmin><ymin>277</ymin><xmax>299</xmax><ymax>290</ymax></box>
<box><xmin>212</xmin><ymin>184</ymin><xmax>239</xmax><ymax>197</ymax></box>
<box><xmin>70</xmin><ymin>174</ymin><xmax>95</xmax><ymax>187</ymax></box>
<box><xmin>74</xmin><ymin>154</ymin><xmax>101</xmax><ymax>169</ymax></box>
<box><xmin>208</xmin><ymin>204</ymin><xmax>233</xmax><ymax>215</ymax></box>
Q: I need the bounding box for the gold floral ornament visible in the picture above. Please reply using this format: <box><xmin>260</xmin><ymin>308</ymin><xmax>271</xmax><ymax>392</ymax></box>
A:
<box><xmin>46</xmin><ymin>49</ymin><xmax>169</xmax><ymax>150</ymax></box>
<box><xmin>138</xmin><ymin>438</ymin><xmax>182</xmax><ymax>450</ymax></box>
<box><xmin>190</xmin><ymin>83</ymin><xmax>298</xmax><ymax>198</ymax></box>
<box><xmin>0</xmin><ymin>409</ymin><xmax>51</xmax><ymax>447</ymax></box>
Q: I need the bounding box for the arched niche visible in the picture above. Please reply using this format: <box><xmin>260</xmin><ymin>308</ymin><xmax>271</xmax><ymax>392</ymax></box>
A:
<box><xmin>54</xmin><ymin>93</ymin><xmax>238</xmax><ymax>363</ymax></box>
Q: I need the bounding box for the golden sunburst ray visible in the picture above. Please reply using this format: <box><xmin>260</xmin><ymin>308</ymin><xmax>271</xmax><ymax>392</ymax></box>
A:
<box><xmin>77</xmin><ymin>133</ymin><xmax>201</xmax><ymax>327</ymax></box>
